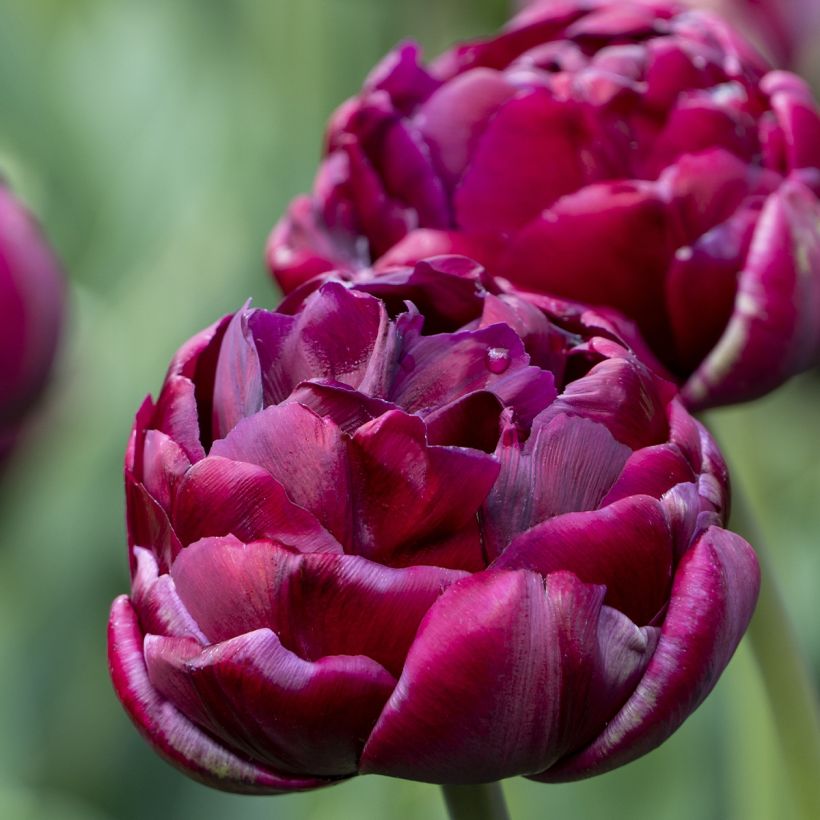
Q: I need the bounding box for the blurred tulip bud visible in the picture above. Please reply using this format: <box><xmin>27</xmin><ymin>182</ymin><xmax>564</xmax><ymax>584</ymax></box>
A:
<box><xmin>109</xmin><ymin>257</ymin><xmax>758</xmax><ymax>792</ymax></box>
<box><xmin>268</xmin><ymin>0</ymin><xmax>820</xmax><ymax>410</ymax></box>
<box><xmin>0</xmin><ymin>184</ymin><xmax>65</xmax><ymax>463</ymax></box>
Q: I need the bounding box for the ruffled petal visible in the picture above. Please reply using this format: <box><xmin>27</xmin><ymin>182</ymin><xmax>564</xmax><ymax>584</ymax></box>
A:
<box><xmin>349</xmin><ymin>409</ymin><xmax>499</xmax><ymax>567</ymax></box>
<box><xmin>541</xmin><ymin>356</ymin><xmax>670</xmax><ymax>449</ymax></box>
<box><xmin>144</xmin><ymin>629</ymin><xmax>395</xmax><ymax>777</ymax></box>
<box><xmin>210</xmin><ymin>403</ymin><xmax>352</xmax><ymax>548</ymax></box>
<box><xmin>483</xmin><ymin>414</ymin><xmax>630</xmax><ymax>557</ymax></box>
<box><xmin>494</xmin><ymin>495</ymin><xmax>673</xmax><ymax>625</ymax></box>
<box><xmin>108</xmin><ymin>596</ymin><xmax>328</xmax><ymax>794</ymax></box>
<box><xmin>171</xmin><ymin>536</ymin><xmax>466</xmax><ymax>677</ymax></box>
<box><xmin>172</xmin><ymin>457</ymin><xmax>341</xmax><ymax>554</ymax></box>
<box><xmin>536</xmin><ymin>526</ymin><xmax>759</xmax><ymax>781</ymax></box>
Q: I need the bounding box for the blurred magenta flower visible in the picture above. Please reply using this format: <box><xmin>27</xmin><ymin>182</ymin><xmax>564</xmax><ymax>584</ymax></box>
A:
<box><xmin>688</xmin><ymin>1</ymin><xmax>820</xmax><ymax>69</ymax></box>
<box><xmin>109</xmin><ymin>257</ymin><xmax>758</xmax><ymax>792</ymax></box>
<box><xmin>0</xmin><ymin>184</ymin><xmax>65</xmax><ymax>462</ymax></box>
<box><xmin>267</xmin><ymin>0</ymin><xmax>820</xmax><ymax>410</ymax></box>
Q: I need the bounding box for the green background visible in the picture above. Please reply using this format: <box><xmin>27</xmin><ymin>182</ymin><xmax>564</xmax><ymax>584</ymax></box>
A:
<box><xmin>0</xmin><ymin>1</ymin><xmax>817</xmax><ymax>818</ymax></box>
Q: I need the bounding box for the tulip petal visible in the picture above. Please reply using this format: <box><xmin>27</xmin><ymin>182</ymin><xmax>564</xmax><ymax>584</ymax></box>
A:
<box><xmin>126</xmin><ymin>475</ymin><xmax>183</xmax><ymax>572</ymax></box>
<box><xmin>602</xmin><ymin>443</ymin><xmax>695</xmax><ymax>505</ymax></box>
<box><xmin>141</xmin><ymin>430</ymin><xmax>191</xmax><ymax>512</ymax></box>
<box><xmin>287</xmin><ymin>282</ymin><xmax>397</xmax><ymax>396</ymax></box>
<box><xmin>360</xmin><ymin>569</ymin><xmax>656</xmax><ymax>782</ymax></box>
<box><xmin>358</xmin><ymin>255</ymin><xmax>489</xmax><ymax>333</ymax></box>
<box><xmin>212</xmin><ymin>307</ymin><xmax>263</xmax><ymax>440</ymax></box>
<box><xmin>494</xmin><ymin>495</ymin><xmax>673</xmax><ymax>625</ymax></box>
<box><xmin>683</xmin><ymin>179</ymin><xmax>820</xmax><ymax>408</ymax></box>
<box><xmin>152</xmin><ymin>376</ymin><xmax>205</xmax><ymax>463</ymax></box>
<box><xmin>483</xmin><ymin>414</ymin><xmax>630</xmax><ymax>557</ymax></box>
<box><xmin>108</xmin><ymin>596</ymin><xmax>327</xmax><ymax>794</ymax></box>
<box><xmin>501</xmin><ymin>181</ymin><xmax>675</xmax><ymax>358</ymax></box>
<box><xmin>541</xmin><ymin>356</ymin><xmax>670</xmax><ymax>449</ymax></box>
<box><xmin>210</xmin><ymin>403</ymin><xmax>352</xmax><ymax>548</ymax></box>
<box><xmin>416</xmin><ymin>67</ymin><xmax>516</xmax><ymax>188</ymax></box>
<box><xmin>246</xmin><ymin>309</ymin><xmax>297</xmax><ymax>406</ymax></box>
<box><xmin>131</xmin><ymin>547</ymin><xmax>206</xmax><ymax>642</ymax></box>
<box><xmin>172</xmin><ymin>457</ymin><xmax>341</xmax><ymax>554</ymax></box>
<box><xmin>665</xmin><ymin>204</ymin><xmax>757</xmax><ymax>373</ymax></box>
<box><xmin>286</xmin><ymin>381</ymin><xmax>396</xmax><ymax>434</ymax></box>
<box><xmin>144</xmin><ymin>629</ymin><xmax>396</xmax><ymax>777</ymax></box>
<box><xmin>455</xmin><ymin>89</ymin><xmax>601</xmax><ymax>235</ymax></box>
<box><xmin>391</xmin><ymin>322</ymin><xmax>555</xmax><ymax>425</ymax></box>
<box><xmin>171</xmin><ymin>536</ymin><xmax>466</xmax><ymax>677</ymax></box>
<box><xmin>350</xmin><ymin>409</ymin><xmax>499</xmax><ymax>566</ymax></box>
<box><xmin>424</xmin><ymin>391</ymin><xmax>503</xmax><ymax>452</ymax></box>
<box><xmin>536</xmin><ymin>526</ymin><xmax>759</xmax><ymax>781</ymax></box>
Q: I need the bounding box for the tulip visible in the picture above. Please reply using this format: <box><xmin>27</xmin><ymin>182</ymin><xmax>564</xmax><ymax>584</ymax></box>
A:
<box><xmin>0</xmin><ymin>184</ymin><xmax>65</xmax><ymax>463</ymax></box>
<box><xmin>267</xmin><ymin>0</ymin><xmax>820</xmax><ymax>410</ymax></box>
<box><xmin>109</xmin><ymin>257</ymin><xmax>758</xmax><ymax>792</ymax></box>
<box><xmin>686</xmin><ymin>1</ymin><xmax>820</xmax><ymax>70</ymax></box>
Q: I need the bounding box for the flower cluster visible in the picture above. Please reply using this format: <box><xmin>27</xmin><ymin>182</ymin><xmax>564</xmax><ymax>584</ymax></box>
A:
<box><xmin>109</xmin><ymin>259</ymin><xmax>758</xmax><ymax>791</ymax></box>
<box><xmin>268</xmin><ymin>0</ymin><xmax>820</xmax><ymax>409</ymax></box>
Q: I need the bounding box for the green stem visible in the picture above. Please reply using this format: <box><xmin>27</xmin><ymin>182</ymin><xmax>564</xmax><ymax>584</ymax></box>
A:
<box><xmin>441</xmin><ymin>783</ymin><xmax>511</xmax><ymax>820</ymax></box>
<box><xmin>730</xmin><ymin>481</ymin><xmax>820</xmax><ymax>820</ymax></box>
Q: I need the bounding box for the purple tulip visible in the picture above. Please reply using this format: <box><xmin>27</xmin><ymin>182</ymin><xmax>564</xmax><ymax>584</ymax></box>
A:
<box><xmin>0</xmin><ymin>184</ymin><xmax>65</xmax><ymax>463</ymax></box>
<box><xmin>109</xmin><ymin>257</ymin><xmax>758</xmax><ymax>792</ymax></box>
<box><xmin>267</xmin><ymin>0</ymin><xmax>820</xmax><ymax>410</ymax></box>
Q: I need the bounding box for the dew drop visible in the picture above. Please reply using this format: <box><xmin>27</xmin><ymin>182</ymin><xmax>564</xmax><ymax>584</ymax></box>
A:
<box><xmin>486</xmin><ymin>347</ymin><xmax>511</xmax><ymax>374</ymax></box>
<box><xmin>675</xmin><ymin>246</ymin><xmax>694</xmax><ymax>262</ymax></box>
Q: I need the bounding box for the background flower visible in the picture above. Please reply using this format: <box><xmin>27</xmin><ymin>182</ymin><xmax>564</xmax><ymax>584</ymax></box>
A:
<box><xmin>268</xmin><ymin>0</ymin><xmax>820</xmax><ymax>410</ymax></box>
<box><xmin>110</xmin><ymin>259</ymin><xmax>758</xmax><ymax>791</ymax></box>
<box><xmin>0</xmin><ymin>183</ymin><xmax>65</xmax><ymax>464</ymax></box>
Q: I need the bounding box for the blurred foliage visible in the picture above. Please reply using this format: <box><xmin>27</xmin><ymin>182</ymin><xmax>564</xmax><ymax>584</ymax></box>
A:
<box><xmin>0</xmin><ymin>1</ymin><xmax>817</xmax><ymax>818</ymax></box>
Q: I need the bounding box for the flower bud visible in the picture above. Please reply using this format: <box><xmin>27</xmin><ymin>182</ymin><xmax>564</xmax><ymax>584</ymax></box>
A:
<box><xmin>109</xmin><ymin>258</ymin><xmax>758</xmax><ymax>791</ymax></box>
<box><xmin>268</xmin><ymin>0</ymin><xmax>820</xmax><ymax>409</ymax></box>
<box><xmin>0</xmin><ymin>184</ymin><xmax>65</xmax><ymax>462</ymax></box>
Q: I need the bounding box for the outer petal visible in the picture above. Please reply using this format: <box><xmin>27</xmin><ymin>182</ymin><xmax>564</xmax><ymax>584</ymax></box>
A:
<box><xmin>360</xmin><ymin>569</ymin><xmax>656</xmax><ymax>783</ymax></box>
<box><xmin>536</xmin><ymin>526</ymin><xmax>759</xmax><ymax>781</ymax></box>
<box><xmin>108</xmin><ymin>596</ymin><xmax>328</xmax><ymax>794</ymax></box>
<box><xmin>144</xmin><ymin>629</ymin><xmax>395</xmax><ymax>778</ymax></box>
<box><xmin>683</xmin><ymin>178</ymin><xmax>820</xmax><ymax>408</ymax></box>
<box><xmin>170</xmin><ymin>536</ymin><xmax>466</xmax><ymax>677</ymax></box>
<box><xmin>494</xmin><ymin>495</ymin><xmax>673</xmax><ymax>626</ymax></box>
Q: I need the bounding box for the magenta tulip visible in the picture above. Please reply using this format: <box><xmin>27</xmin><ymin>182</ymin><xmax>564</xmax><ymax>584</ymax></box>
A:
<box><xmin>0</xmin><ymin>184</ymin><xmax>65</xmax><ymax>462</ymax></box>
<box><xmin>687</xmin><ymin>1</ymin><xmax>820</xmax><ymax>69</ymax></box>
<box><xmin>109</xmin><ymin>257</ymin><xmax>758</xmax><ymax>792</ymax></box>
<box><xmin>267</xmin><ymin>0</ymin><xmax>820</xmax><ymax>410</ymax></box>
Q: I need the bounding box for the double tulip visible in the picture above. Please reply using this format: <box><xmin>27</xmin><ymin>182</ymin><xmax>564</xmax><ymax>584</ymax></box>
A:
<box><xmin>268</xmin><ymin>0</ymin><xmax>820</xmax><ymax>409</ymax></box>
<box><xmin>109</xmin><ymin>259</ymin><xmax>759</xmax><ymax>791</ymax></box>
<box><xmin>0</xmin><ymin>184</ymin><xmax>65</xmax><ymax>464</ymax></box>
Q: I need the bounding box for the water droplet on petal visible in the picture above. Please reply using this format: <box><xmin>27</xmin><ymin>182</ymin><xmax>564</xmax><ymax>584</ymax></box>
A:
<box><xmin>486</xmin><ymin>347</ymin><xmax>511</xmax><ymax>374</ymax></box>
